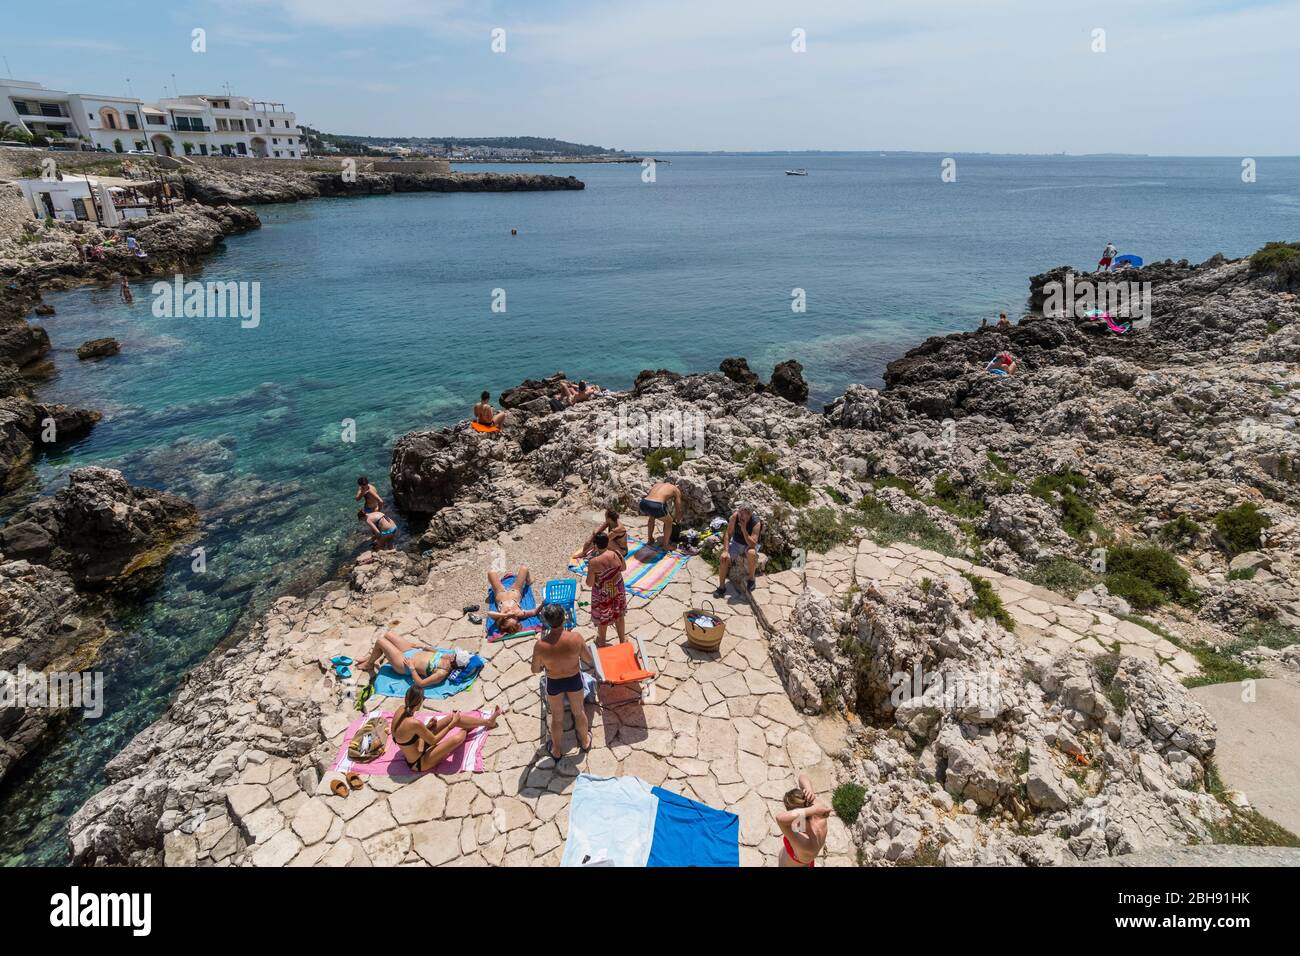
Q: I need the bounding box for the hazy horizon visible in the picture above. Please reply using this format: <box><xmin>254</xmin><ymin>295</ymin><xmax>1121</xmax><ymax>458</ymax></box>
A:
<box><xmin>5</xmin><ymin>0</ymin><xmax>1298</xmax><ymax>155</ymax></box>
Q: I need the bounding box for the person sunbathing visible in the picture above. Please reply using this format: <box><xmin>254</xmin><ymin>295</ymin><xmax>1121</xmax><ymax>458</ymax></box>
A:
<box><xmin>775</xmin><ymin>773</ymin><xmax>832</xmax><ymax>867</ymax></box>
<box><xmin>474</xmin><ymin>391</ymin><xmax>508</xmax><ymax>428</ymax></box>
<box><xmin>571</xmin><ymin>380</ymin><xmax>599</xmax><ymax>403</ymax></box>
<box><xmin>985</xmin><ymin>352</ymin><xmax>1016</xmax><ymax>376</ymax></box>
<box><xmin>357</xmin><ymin>622</ymin><xmax>453</xmax><ymax>688</ymax></box>
<box><xmin>486</xmin><ymin>565</ymin><xmax>532</xmax><ymax>634</ymax></box>
<box><xmin>391</xmin><ymin>685</ymin><xmax>503</xmax><ymax>772</ymax></box>
<box><xmin>571</xmin><ymin>507</ymin><xmax>628</xmax><ymax>562</ymax></box>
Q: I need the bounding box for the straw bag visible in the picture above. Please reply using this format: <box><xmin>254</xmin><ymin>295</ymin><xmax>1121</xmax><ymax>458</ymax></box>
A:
<box><xmin>683</xmin><ymin>600</ymin><xmax>726</xmax><ymax>652</ymax></box>
<box><xmin>347</xmin><ymin>716</ymin><xmax>389</xmax><ymax>762</ymax></box>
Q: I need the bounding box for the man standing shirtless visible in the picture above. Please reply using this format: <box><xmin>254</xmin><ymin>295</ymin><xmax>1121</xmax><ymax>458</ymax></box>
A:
<box><xmin>531</xmin><ymin>604</ymin><xmax>595</xmax><ymax>761</ymax></box>
<box><xmin>638</xmin><ymin>481</ymin><xmax>683</xmax><ymax>550</ymax></box>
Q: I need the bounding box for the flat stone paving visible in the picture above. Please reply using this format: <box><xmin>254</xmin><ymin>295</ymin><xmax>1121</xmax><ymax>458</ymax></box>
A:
<box><xmin>214</xmin><ymin>506</ymin><xmax>854</xmax><ymax>868</ymax></box>
<box><xmin>211</xmin><ymin>521</ymin><xmax>1201</xmax><ymax>868</ymax></box>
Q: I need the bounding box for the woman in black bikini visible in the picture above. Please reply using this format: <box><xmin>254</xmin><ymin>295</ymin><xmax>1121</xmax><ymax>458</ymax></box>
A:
<box><xmin>390</xmin><ymin>686</ymin><xmax>504</xmax><ymax>772</ymax></box>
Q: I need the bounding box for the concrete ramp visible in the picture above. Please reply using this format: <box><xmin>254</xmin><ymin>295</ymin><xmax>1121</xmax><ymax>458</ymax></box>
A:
<box><xmin>1191</xmin><ymin>679</ymin><xmax>1300</xmax><ymax>837</ymax></box>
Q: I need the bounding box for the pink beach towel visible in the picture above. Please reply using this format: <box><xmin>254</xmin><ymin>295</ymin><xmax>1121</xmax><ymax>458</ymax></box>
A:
<box><xmin>329</xmin><ymin>710</ymin><xmax>490</xmax><ymax>776</ymax></box>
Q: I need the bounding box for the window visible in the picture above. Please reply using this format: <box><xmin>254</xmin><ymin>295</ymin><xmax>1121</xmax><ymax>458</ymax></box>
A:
<box><xmin>272</xmin><ymin>137</ymin><xmax>278</xmax><ymax>144</ymax></box>
<box><xmin>236</xmin><ymin>142</ymin><xmax>247</xmax><ymax>155</ymax></box>
<box><xmin>257</xmin><ymin>119</ymin><xmax>262</xmax><ymax>128</ymax></box>
<box><xmin>146</xmin><ymin>114</ymin><xmax>165</xmax><ymax>125</ymax></box>
<box><xmin>127</xmin><ymin>114</ymin><xmax>139</xmax><ymax>129</ymax></box>
<box><xmin>104</xmin><ymin>113</ymin><xmax>117</xmax><ymax>129</ymax></box>
<box><xmin>39</xmin><ymin>102</ymin><xmax>64</xmax><ymax>117</ymax></box>
<box><xmin>199</xmin><ymin>144</ymin><xmax>208</xmax><ymax>155</ymax></box>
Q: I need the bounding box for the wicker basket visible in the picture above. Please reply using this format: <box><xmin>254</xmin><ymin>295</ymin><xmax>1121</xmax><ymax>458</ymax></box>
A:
<box><xmin>683</xmin><ymin>601</ymin><xmax>726</xmax><ymax>652</ymax></box>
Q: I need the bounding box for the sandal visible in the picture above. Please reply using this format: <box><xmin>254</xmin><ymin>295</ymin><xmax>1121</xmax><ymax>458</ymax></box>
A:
<box><xmin>468</xmin><ymin>613</ymin><xmax>484</xmax><ymax>625</ymax></box>
<box><xmin>346</xmin><ymin>771</ymin><xmax>364</xmax><ymax>791</ymax></box>
<box><xmin>329</xmin><ymin>655</ymin><xmax>354</xmax><ymax>666</ymax></box>
<box><xmin>330</xmin><ymin>779</ymin><xmax>349</xmax><ymax>798</ymax></box>
<box><xmin>462</xmin><ymin>604</ymin><xmax>480</xmax><ymax>614</ymax></box>
<box><xmin>543</xmin><ymin>742</ymin><xmax>563</xmax><ymax>761</ymax></box>
<box><xmin>334</xmin><ymin>664</ymin><xmax>352</xmax><ymax>679</ymax></box>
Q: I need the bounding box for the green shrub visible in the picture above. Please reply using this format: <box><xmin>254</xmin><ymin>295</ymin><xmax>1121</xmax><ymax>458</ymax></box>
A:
<box><xmin>1027</xmin><ymin>557</ymin><xmax>1100</xmax><ymax>597</ymax></box>
<box><xmin>1092</xmin><ymin>653</ymin><xmax>1127</xmax><ymax>713</ymax></box>
<box><xmin>871</xmin><ymin>476</ymin><xmax>919</xmax><ymax>497</ymax></box>
<box><xmin>645</xmin><ymin>447</ymin><xmax>685</xmax><ymax>477</ymax></box>
<box><xmin>930</xmin><ymin>474</ymin><xmax>985</xmax><ymax>519</ymax></box>
<box><xmin>1213</xmin><ymin>502</ymin><xmax>1271</xmax><ymax>555</ymax></box>
<box><xmin>961</xmin><ymin>572</ymin><xmax>1016</xmax><ymax>631</ymax></box>
<box><xmin>1158</xmin><ymin>515</ymin><xmax>1201</xmax><ymax>550</ymax></box>
<box><xmin>1123</xmin><ymin>615</ymin><xmax>1262</xmax><ymax>688</ymax></box>
<box><xmin>1226</xmin><ymin>566</ymin><xmax>1257</xmax><ymax>581</ymax></box>
<box><xmin>1103</xmin><ymin>545</ymin><xmax>1197</xmax><ymax>610</ymax></box>
<box><xmin>1249</xmin><ymin>241</ymin><xmax>1300</xmax><ymax>284</ymax></box>
<box><xmin>1028</xmin><ymin>469</ymin><xmax>1088</xmax><ymax>499</ymax></box>
<box><xmin>738</xmin><ymin>448</ymin><xmax>811</xmax><ymax>506</ymax></box>
<box><xmin>1030</xmin><ymin>469</ymin><xmax>1100</xmax><ymax>541</ymax></box>
<box><xmin>832</xmin><ymin>782</ymin><xmax>867</xmax><ymax>824</ymax></box>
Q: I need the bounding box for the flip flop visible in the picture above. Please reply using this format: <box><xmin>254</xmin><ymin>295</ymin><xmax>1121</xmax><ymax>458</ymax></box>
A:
<box><xmin>334</xmin><ymin>664</ymin><xmax>352</xmax><ymax>679</ymax></box>
<box><xmin>462</xmin><ymin>604</ymin><xmax>480</xmax><ymax>614</ymax></box>
<box><xmin>543</xmin><ymin>742</ymin><xmax>563</xmax><ymax>761</ymax></box>
<box><xmin>329</xmin><ymin>655</ymin><xmax>354</xmax><ymax>666</ymax></box>
<box><xmin>468</xmin><ymin>613</ymin><xmax>484</xmax><ymax>625</ymax></box>
<box><xmin>346</xmin><ymin>772</ymin><xmax>364</xmax><ymax>791</ymax></box>
<box><xmin>330</xmin><ymin>779</ymin><xmax>349</xmax><ymax>798</ymax></box>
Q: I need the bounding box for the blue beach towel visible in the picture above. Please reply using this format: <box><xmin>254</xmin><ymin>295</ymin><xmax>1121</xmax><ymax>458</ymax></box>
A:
<box><xmin>647</xmin><ymin>786</ymin><xmax>740</xmax><ymax>867</ymax></box>
<box><xmin>371</xmin><ymin>651</ymin><xmax>484</xmax><ymax>700</ymax></box>
<box><xmin>486</xmin><ymin>574</ymin><xmax>542</xmax><ymax>636</ymax></box>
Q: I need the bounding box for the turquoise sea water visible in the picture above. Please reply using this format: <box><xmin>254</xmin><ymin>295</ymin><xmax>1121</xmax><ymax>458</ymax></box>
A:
<box><xmin>2</xmin><ymin>153</ymin><xmax>1298</xmax><ymax>864</ymax></box>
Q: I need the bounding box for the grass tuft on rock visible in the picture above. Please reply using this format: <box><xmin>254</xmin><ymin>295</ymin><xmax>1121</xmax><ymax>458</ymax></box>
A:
<box><xmin>1204</xmin><ymin>760</ymin><xmax>1300</xmax><ymax>848</ymax></box>
<box><xmin>961</xmin><ymin>572</ymin><xmax>1016</xmax><ymax>631</ymax></box>
<box><xmin>645</xmin><ymin>447</ymin><xmax>686</xmax><ymax>478</ymax></box>
<box><xmin>1027</xmin><ymin>557</ymin><xmax>1100</xmax><ymax>597</ymax></box>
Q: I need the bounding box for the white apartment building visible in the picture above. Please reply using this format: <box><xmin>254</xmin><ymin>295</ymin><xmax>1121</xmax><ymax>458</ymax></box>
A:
<box><xmin>1</xmin><ymin>80</ymin><xmax>303</xmax><ymax>159</ymax></box>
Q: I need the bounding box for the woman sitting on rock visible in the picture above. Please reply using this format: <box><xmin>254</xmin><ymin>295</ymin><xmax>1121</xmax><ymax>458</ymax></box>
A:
<box><xmin>390</xmin><ymin>685</ymin><xmax>502</xmax><ymax>772</ymax></box>
<box><xmin>357</xmin><ymin>621</ymin><xmax>454</xmax><ymax>688</ymax></box>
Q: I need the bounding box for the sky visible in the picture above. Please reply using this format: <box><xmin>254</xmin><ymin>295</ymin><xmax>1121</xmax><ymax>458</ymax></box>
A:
<box><xmin>4</xmin><ymin>0</ymin><xmax>1298</xmax><ymax>154</ymax></box>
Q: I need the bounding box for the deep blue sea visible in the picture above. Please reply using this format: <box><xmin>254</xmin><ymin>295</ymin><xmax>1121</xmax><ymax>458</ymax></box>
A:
<box><xmin>2</xmin><ymin>152</ymin><xmax>1298</xmax><ymax>864</ymax></box>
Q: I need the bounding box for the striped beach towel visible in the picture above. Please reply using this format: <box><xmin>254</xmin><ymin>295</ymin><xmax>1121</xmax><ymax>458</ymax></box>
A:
<box><xmin>569</xmin><ymin>537</ymin><xmax>691</xmax><ymax>600</ymax></box>
<box><xmin>329</xmin><ymin>710</ymin><xmax>489</xmax><ymax>776</ymax></box>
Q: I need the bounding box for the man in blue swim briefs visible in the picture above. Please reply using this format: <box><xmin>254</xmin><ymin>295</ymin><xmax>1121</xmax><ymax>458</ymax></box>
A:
<box><xmin>638</xmin><ymin>481</ymin><xmax>683</xmax><ymax>550</ymax></box>
<box><xmin>530</xmin><ymin>604</ymin><xmax>595</xmax><ymax>761</ymax></box>
<box><xmin>355</xmin><ymin>475</ymin><xmax>384</xmax><ymax>514</ymax></box>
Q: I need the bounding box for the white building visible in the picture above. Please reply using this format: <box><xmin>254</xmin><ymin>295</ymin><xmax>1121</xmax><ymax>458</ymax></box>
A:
<box><xmin>1</xmin><ymin>80</ymin><xmax>302</xmax><ymax>159</ymax></box>
<box><xmin>151</xmin><ymin>93</ymin><xmax>302</xmax><ymax>159</ymax></box>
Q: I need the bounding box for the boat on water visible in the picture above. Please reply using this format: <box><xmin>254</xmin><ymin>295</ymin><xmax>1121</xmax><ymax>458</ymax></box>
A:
<box><xmin>785</xmin><ymin>168</ymin><xmax>808</xmax><ymax>176</ymax></box>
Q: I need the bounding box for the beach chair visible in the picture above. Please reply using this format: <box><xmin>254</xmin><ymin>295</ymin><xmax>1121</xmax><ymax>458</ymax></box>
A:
<box><xmin>587</xmin><ymin>636</ymin><xmax>656</xmax><ymax>700</ymax></box>
<box><xmin>544</xmin><ymin>577</ymin><xmax>578</xmax><ymax>628</ymax></box>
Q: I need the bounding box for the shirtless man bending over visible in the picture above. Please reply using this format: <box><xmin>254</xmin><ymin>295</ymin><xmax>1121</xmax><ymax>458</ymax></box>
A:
<box><xmin>531</xmin><ymin>603</ymin><xmax>595</xmax><ymax>761</ymax></box>
<box><xmin>486</xmin><ymin>565</ymin><xmax>532</xmax><ymax>635</ymax></box>
<box><xmin>638</xmin><ymin>481</ymin><xmax>683</xmax><ymax>550</ymax></box>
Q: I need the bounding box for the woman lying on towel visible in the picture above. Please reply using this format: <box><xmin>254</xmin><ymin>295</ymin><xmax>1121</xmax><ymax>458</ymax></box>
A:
<box><xmin>775</xmin><ymin>774</ymin><xmax>832</xmax><ymax>867</ymax></box>
<box><xmin>357</xmin><ymin>621</ymin><xmax>454</xmax><ymax>688</ymax></box>
<box><xmin>485</xmin><ymin>565</ymin><xmax>533</xmax><ymax>635</ymax></box>
<box><xmin>391</xmin><ymin>686</ymin><xmax>503</xmax><ymax>772</ymax></box>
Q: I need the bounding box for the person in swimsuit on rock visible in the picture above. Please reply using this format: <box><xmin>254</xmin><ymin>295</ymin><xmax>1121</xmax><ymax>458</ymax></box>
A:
<box><xmin>638</xmin><ymin>481</ymin><xmax>683</xmax><ymax>550</ymax></box>
<box><xmin>357</xmin><ymin>621</ymin><xmax>453</xmax><ymax>688</ymax></box>
<box><xmin>985</xmin><ymin>352</ymin><xmax>1017</xmax><ymax>377</ymax></box>
<box><xmin>571</xmin><ymin>507</ymin><xmax>628</xmax><ymax>563</ymax></box>
<box><xmin>474</xmin><ymin>391</ymin><xmax>508</xmax><ymax>428</ymax></box>
<box><xmin>119</xmin><ymin>275</ymin><xmax>133</xmax><ymax>305</ymax></box>
<box><xmin>775</xmin><ymin>773</ymin><xmax>831</xmax><ymax>867</ymax></box>
<box><xmin>530</xmin><ymin>603</ymin><xmax>594</xmax><ymax>761</ymax></box>
<box><xmin>359</xmin><ymin>508</ymin><xmax>398</xmax><ymax>550</ymax></box>
<box><xmin>355</xmin><ymin>475</ymin><xmax>383</xmax><ymax>514</ymax></box>
<box><xmin>586</xmin><ymin>531</ymin><xmax>627</xmax><ymax>644</ymax></box>
<box><xmin>390</xmin><ymin>685</ymin><xmax>503</xmax><ymax>772</ymax></box>
<box><xmin>486</xmin><ymin>565</ymin><xmax>532</xmax><ymax>635</ymax></box>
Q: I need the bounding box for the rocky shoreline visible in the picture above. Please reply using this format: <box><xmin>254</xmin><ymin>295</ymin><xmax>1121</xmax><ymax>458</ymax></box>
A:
<box><xmin>60</xmin><ymin>249</ymin><xmax>1300</xmax><ymax>866</ymax></box>
<box><xmin>0</xmin><ymin>151</ymin><xmax>591</xmax><ymax>797</ymax></box>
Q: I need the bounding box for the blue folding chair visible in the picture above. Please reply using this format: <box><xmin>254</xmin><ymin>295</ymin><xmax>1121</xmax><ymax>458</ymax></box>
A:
<box><xmin>544</xmin><ymin>578</ymin><xmax>578</xmax><ymax>628</ymax></box>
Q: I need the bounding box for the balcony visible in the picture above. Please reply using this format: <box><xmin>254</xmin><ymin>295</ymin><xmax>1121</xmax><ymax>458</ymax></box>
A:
<box><xmin>170</xmin><ymin>124</ymin><xmax>212</xmax><ymax>132</ymax></box>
